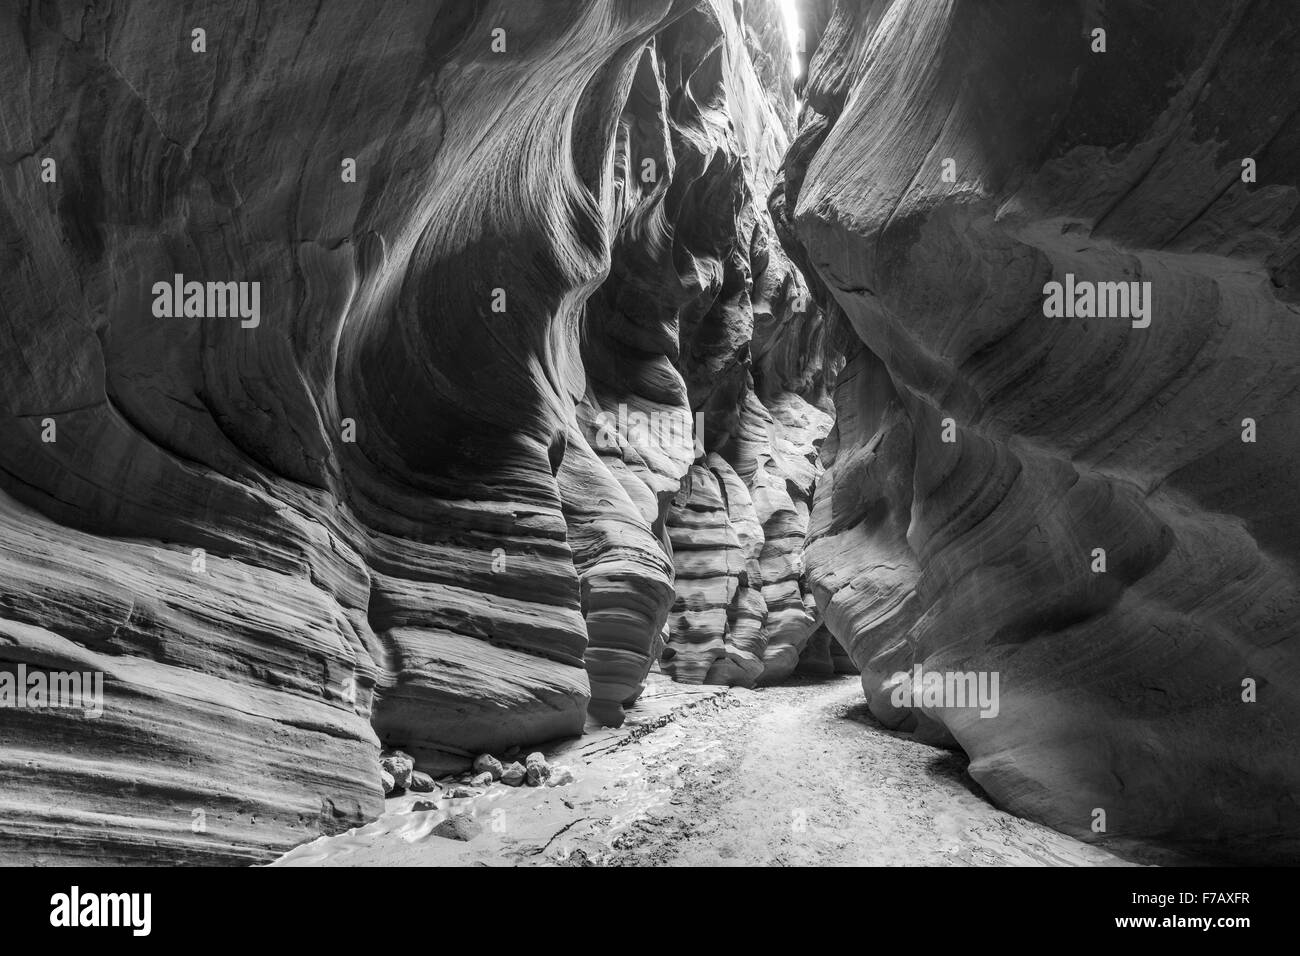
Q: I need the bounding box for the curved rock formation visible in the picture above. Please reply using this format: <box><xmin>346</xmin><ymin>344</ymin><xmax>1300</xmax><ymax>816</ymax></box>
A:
<box><xmin>0</xmin><ymin>0</ymin><xmax>831</xmax><ymax>864</ymax></box>
<box><xmin>568</xmin><ymin>2</ymin><xmax>834</xmax><ymax>691</ymax></box>
<box><xmin>783</xmin><ymin>0</ymin><xmax>1300</xmax><ymax>860</ymax></box>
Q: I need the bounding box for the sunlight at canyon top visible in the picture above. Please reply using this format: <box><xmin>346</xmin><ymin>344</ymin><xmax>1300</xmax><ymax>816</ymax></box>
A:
<box><xmin>777</xmin><ymin>0</ymin><xmax>802</xmax><ymax>77</ymax></box>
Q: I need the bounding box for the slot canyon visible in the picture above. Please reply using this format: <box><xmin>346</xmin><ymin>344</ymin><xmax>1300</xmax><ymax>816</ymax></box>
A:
<box><xmin>1</xmin><ymin>0</ymin><xmax>1297</xmax><ymax>867</ymax></box>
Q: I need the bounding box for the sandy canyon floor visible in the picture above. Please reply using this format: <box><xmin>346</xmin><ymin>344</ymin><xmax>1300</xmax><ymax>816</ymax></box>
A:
<box><xmin>272</xmin><ymin>676</ymin><xmax>1202</xmax><ymax>867</ymax></box>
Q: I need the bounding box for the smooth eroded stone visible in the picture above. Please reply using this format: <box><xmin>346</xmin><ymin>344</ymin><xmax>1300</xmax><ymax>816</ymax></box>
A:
<box><xmin>780</xmin><ymin>0</ymin><xmax>1300</xmax><ymax>861</ymax></box>
<box><xmin>0</xmin><ymin>0</ymin><xmax>820</xmax><ymax>863</ymax></box>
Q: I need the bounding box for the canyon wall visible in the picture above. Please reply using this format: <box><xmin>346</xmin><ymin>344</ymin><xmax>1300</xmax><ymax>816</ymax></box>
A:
<box><xmin>0</xmin><ymin>0</ymin><xmax>827</xmax><ymax>863</ymax></box>
<box><xmin>781</xmin><ymin>0</ymin><xmax>1300</xmax><ymax>860</ymax></box>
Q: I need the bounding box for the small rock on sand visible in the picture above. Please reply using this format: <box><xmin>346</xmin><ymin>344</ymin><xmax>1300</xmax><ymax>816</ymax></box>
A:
<box><xmin>546</xmin><ymin>765</ymin><xmax>575</xmax><ymax>787</ymax></box>
<box><xmin>380</xmin><ymin>751</ymin><xmax>414</xmax><ymax>791</ymax></box>
<box><xmin>408</xmin><ymin>771</ymin><xmax>437</xmax><ymax>793</ymax></box>
<box><xmin>472</xmin><ymin>754</ymin><xmax>504</xmax><ymax>780</ymax></box>
<box><xmin>525</xmin><ymin>752</ymin><xmax>550</xmax><ymax>787</ymax></box>
<box><xmin>432</xmin><ymin>813</ymin><xmax>482</xmax><ymax>842</ymax></box>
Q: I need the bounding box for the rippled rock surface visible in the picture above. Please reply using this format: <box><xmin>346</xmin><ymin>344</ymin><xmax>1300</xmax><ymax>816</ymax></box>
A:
<box><xmin>781</xmin><ymin>0</ymin><xmax>1300</xmax><ymax>859</ymax></box>
<box><xmin>0</xmin><ymin>0</ymin><xmax>830</xmax><ymax>863</ymax></box>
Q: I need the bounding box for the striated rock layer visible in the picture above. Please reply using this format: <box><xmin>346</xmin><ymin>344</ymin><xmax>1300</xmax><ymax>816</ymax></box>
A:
<box><xmin>0</xmin><ymin>0</ymin><xmax>828</xmax><ymax>863</ymax></box>
<box><xmin>781</xmin><ymin>0</ymin><xmax>1300</xmax><ymax>859</ymax></box>
<box><xmin>570</xmin><ymin>1</ymin><xmax>836</xmax><ymax>691</ymax></box>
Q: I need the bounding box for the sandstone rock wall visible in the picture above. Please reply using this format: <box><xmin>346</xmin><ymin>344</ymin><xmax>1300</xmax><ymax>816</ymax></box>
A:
<box><xmin>0</xmin><ymin>0</ymin><xmax>827</xmax><ymax>863</ymax></box>
<box><xmin>781</xmin><ymin>0</ymin><xmax>1300</xmax><ymax>860</ymax></box>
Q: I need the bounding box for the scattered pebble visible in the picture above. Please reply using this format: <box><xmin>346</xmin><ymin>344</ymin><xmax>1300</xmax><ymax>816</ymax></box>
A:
<box><xmin>380</xmin><ymin>751</ymin><xmax>414</xmax><ymax>791</ymax></box>
<box><xmin>525</xmin><ymin>751</ymin><xmax>551</xmax><ymax>787</ymax></box>
<box><xmin>472</xmin><ymin>753</ymin><xmax>504</xmax><ymax>780</ymax></box>
<box><xmin>408</xmin><ymin>771</ymin><xmax>437</xmax><ymax>793</ymax></box>
<box><xmin>431</xmin><ymin>813</ymin><xmax>482</xmax><ymax>842</ymax></box>
<box><xmin>546</xmin><ymin>765</ymin><xmax>575</xmax><ymax>787</ymax></box>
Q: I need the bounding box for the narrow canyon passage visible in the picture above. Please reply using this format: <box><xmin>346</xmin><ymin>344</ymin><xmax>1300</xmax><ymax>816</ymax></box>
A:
<box><xmin>1</xmin><ymin>0</ymin><xmax>1297</xmax><ymax>871</ymax></box>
